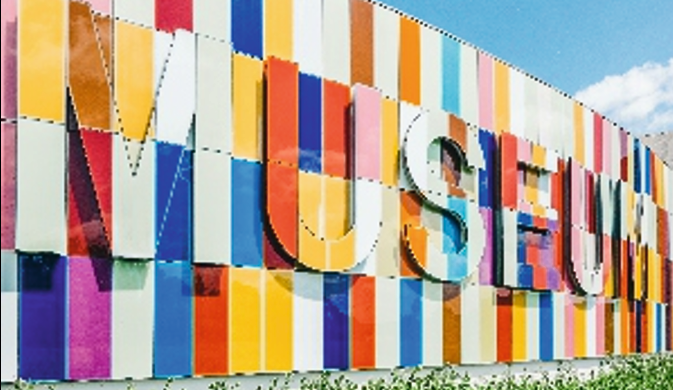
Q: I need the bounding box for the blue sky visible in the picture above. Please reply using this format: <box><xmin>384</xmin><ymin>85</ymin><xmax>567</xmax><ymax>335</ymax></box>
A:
<box><xmin>380</xmin><ymin>0</ymin><xmax>673</xmax><ymax>133</ymax></box>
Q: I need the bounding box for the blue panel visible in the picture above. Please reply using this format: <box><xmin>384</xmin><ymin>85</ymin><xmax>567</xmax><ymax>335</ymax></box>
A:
<box><xmin>644</xmin><ymin>147</ymin><xmax>651</xmax><ymax>195</ymax></box>
<box><xmin>517</xmin><ymin>228</ymin><xmax>533</xmax><ymax>289</ymax></box>
<box><xmin>656</xmin><ymin>303</ymin><xmax>662</xmax><ymax>352</ymax></box>
<box><xmin>538</xmin><ymin>292</ymin><xmax>554</xmax><ymax>361</ymax></box>
<box><xmin>154</xmin><ymin>261</ymin><xmax>192</xmax><ymax>377</ymax></box>
<box><xmin>19</xmin><ymin>254</ymin><xmax>66</xmax><ymax>380</ymax></box>
<box><xmin>478</xmin><ymin>129</ymin><xmax>496</xmax><ymax>208</ymax></box>
<box><xmin>231</xmin><ymin>159</ymin><xmax>263</xmax><ymax>267</ymax></box>
<box><xmin>323</xmin><ymin>273</ymin><xmax>349</xmax><ymax>369</ymax></box>
<box><xmin>299</xmin><ymin>73</ymin><xmax>322</xmax><ymax>173</ymax></box>
<box><xmin>634</xmin><ymin>300</ymin><xmax>642</xmax><ymax>353</ymax></box>
<box><xmin>400</xmin><ymin>278</ymin><xmax>422</xmax><ymax>367</ymax></box>
<box><xmin>441</xmin><ymin>36</ymin><xmax>460</xmax><ymax>115</ymax></box>
<box><xmin>232</xmin><ymin>0</ymin><xmax>263</xmax><ymax>58</ymax></box>
<box><xmin>156</xmin><ymin>142</ymin><xmax>193</xmax><ymax>261</ymax></box>
<box><xmin>633</xmin><ymin>139</ymin><xmax>641</xmax><ymax>193</ymax></box>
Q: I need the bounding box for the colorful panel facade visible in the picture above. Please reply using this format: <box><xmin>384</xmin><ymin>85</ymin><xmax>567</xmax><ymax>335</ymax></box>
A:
<box><xmin>0</xmin><ymin>0</ymin><xmax>671</xmax><ymax>383</ymax></box>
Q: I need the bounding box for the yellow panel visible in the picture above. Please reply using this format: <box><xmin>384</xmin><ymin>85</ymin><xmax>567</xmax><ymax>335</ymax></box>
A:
<box><xmin>511</xmin><ymin>291</ymin><xmax>527</xmax><ymax>361</ymax></box>
<box><xmin>574</xmin><ymin>297</ymin><xmax>586</xmax><ymax>357</ymax></box>
<box><xmin>328</xmin><ymin>229</ymin><xmax>355</xmax><ymax>271</ymax></box>
<box><xmin>114</xmin><ymin>21</ymin><xmax>153</xmax><ymax>140</ymax></box>
<box><xmin>324</xmin><ymin>176</ymin><xmax>350</xmax><ymax>239</ymax></box>
<box><xmin>381</xmin><ymin>98</ymin><xmax>399</xmax><ymax>186</ymax></box>
<box><xmin>524</xmin><ymin>170</ymin><xmax>538</xmax><ymax>206</ymax></box>
<box><xmin>264</xmin><ymin>270</ymin><xmax>293</xmax><ymax>371</ymax></box>
<box><xmin>634</xmin><ymin>246</ymin><xmax>642</xmax><ymax>299</ymax></box>
<box><xmin>479</xmin><ymin>286</ymin><xmax>496</xmax><ymax>362</ymax></box>
<box><xmin>626</xmin><ymin>186</ymin><xmax>635</xmax><ymax>238</ymax></box>
<box><xmin>494</xmin><ymin>60</ymin><xmax>510</xmax><ymax>134</ymax></box>
<box><xmin>265</xmin><ymin>0</ymin><xmax>293</xmax><ymax>60</ymax></box>
<box><xmin>532</xmin><ymin>144</ymin><xmax>545</xmax><ymax>167</ymax></box>
<box><xmin>233</xmin><ymin>54</ymin><xmax>263</xmax><ymax>160</ymax></box>
<box><xmin>230</xmin><ymin>267</ymin><xmax>261</xmax><ymax>373</ymax></box>
<box><xmin>299</xmin><ymin>172</ymin><xmax>327</xmax><ymax>269</ymax></box>
<box><xmin>19</xmin><ymin>0</ymin><xmax>66</xmax><ymax>122</ymax></box>
<box><xmin>573</xmin><ymin>103</ymin><xmax>584</xmax><ymax>166</ymax></box>
<box><xmin>376</xmin><ymin>186</ymin><xmax>400</xmax><ymax>277</ymax></box>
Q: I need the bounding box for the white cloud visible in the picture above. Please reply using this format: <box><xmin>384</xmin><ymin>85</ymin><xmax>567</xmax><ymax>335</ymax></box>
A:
<box><xmin>575</xmin><ymin>59</ymin><xmax>673</xmax><ymax>134</ymax></box>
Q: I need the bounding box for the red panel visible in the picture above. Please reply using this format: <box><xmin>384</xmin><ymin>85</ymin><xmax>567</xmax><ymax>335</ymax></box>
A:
<box><xmin>266</xmin><ymin>163</ymin><xmax>298</xmax><ymax>259</ymax></box>
<box><xmin>194</xmin><ymin>265</ymin><xmax>228</xmax><ymax>375</ymax></box>
<box><xmin>264</xmin><ymin>231</ymin><xmax>293</xmax><ymax>270</ymax></box>
<box><xmin>323</xmin><ymin>80</ymin><xmax>351</xmax><ymax>178</ymax></box>
<box><xmin>68</xmin><ymin>129</ymin><xmax>112</xmax><ymax>258</ymax></box>
<box><xmin>593</xmin><ymin>113</ymin><xmax>603</xmax><ymax>173</ymax></box>
<box><xmin>496</xmin><ymin>289</ymin><xmax>513</xmax><ymax>362</ymax></box>
<box><xmin>351</xmin><ymin>275</ymin><xmax>375</xmax><ymax>368</ymax></box>
<box><xmin>500</xmin><ymin>133</ymin><xmax>518</xmax><ymax>209</ymax></box>
<box><xmin>155</xmin><ymin>0</ymin><xmax>193</xmax><ymax>32</ymax></box>
<box><xmin>267</xmin><ymin>57</ymin><xmax>299</xmax><ymax>165</ymax></box>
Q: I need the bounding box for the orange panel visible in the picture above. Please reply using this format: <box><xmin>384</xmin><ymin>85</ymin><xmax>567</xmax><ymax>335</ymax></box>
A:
<box><xmin>351</xmin><ymin>275</ymin><xmax>375</xmax><ymax>368</ymax></box>
<box><xmin>194</xmin><ymin>265</ymin><xmax>229</xmax><ymax>375</ymax></box>
<box><xmin>443</xmin><ymin>283</ymin><xmax>461</xmax><ymax>364</ymax></box>
<box><xmin>399</xmin><ymin>17</ymin><xmax>420</xmax><ymax>105</ymax></box>
<box><xmin>350</xmin><ymin>0</ymin><xmax>373</xmax><ymax>85</ymax></box>
<box><xmin>266</xmin><ymin>57</ymin><xmax>299</xmax><ymax>164</ymax></box>
<box><xmin>323</xmin><ymin>80</ymin><xmax>351</xmax><ymax>178</ymax></box>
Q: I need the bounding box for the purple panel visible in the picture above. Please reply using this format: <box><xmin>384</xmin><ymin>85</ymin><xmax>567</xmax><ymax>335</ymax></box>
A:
<box><xmin>1</xmin><ymin>122</ymin><xmax>16</xmax><ymax>249</ymax></box>
<box><xmin>68</xmin><ymin>257</ymin><xmax>111</xmax><ymax>379</ymax></box>
<box><xmin>19</xmin><ymin>254</ymin><xmax>67</xmax><ymax>380</ymax></box>
<box><xmin>1</xmin><ymin>0</ymin><xmax>17</xmax><ymax>119</ymax></box>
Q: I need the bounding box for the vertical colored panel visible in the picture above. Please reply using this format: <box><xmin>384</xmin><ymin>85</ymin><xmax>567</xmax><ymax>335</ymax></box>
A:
<box><xmin>194</xmin><ymin>265</ymin><xmax>228</xmax><ymax>375</ymax></box>
<box><xmin>373</xmin><ymin>5</ymin><xmax>399</xmax><ymax>99</ymax></box>
<box><xmin>155</xmin><ymin>142</ymin><xmax>193</xmax><ymax>261</ymax></box>
<box><xmin>1</xmin><ymin>0</ymin><xmax>17</xmax><ymax>120</ymax></box>
<box><xmin>1</xmin><ymin>123</ymin><xmax>16</xmax><ymax>249</ymax></box>
<box><xmin>293</xmin><ymin>0</ymin><xmax>322</xmax><ymax>75</ymax></box>
<box><xmin>18</xmin><ymin>0</ymin><xmax>65</xmax><ymax>122</ymax></box>
<box><xmin>1</xmin><ymin>252</ymin><xmax>18</xmax><ymax>381</ymax></box>
<box><xmin>496</xmin><ymin>289</ymin><xmax>513</xmax><ymax>362</ymax></box>
<box><xmin>351</xmin><ymin>275</ymin><xmax>375</xmax><ymax>368</ymax></box>
<box><xmin>381</xmin><ymin>98</ymin><xmax>399</xmax><ymax>186</ymax></box>
<box><xmin>400</xmin><ymin>278</ymin><xmax>422</xmax><ymax>366</ymax></box>
<box><xmin>68</xmin><ymin>257</ymin><xmax>111</xmax><ymax>380</ymax></box>
<box><xmin>232</xmin><ymin>0</ymin><xmax>262</xmax><ymax>58</ymax></box>
<box><xmin>154</xmin><ymin>261</ymin><xmax>192</xmax><ymax>377</ymax></box>
<box><xmin>322</xmin><ymin>0</ymin><xmax>350</xmax><ymax>84</ymax></box>
<box><xmin>442</xmin><ymin>283</ymin><xmax>461</xmax><ymax>364</ymax></box>
<box><xmin>539</xmin><ymin>292</ymin><xmax>554</xmax><ymax>361</ymax></box>
<box><xmin>156</xmin><ymin>0</ymin><xmax>192</xmax><ymax>32</ymax></box>
<box><xmin>323</xmin><ymin>80</ymin><xmax>350</xmax><ymax>178</ymax></box>
<box><xmin>399</xmin><ymin>17</ymin><xmax>420</xmax><ymax>105</ymax></box>
<box><xmin>442</xmin><ymin>36</ymin><xmax>460</xmax><ymax>115</ymax></box>
<box><xmin>265</xmin><ymin>270</ymin><xmax>293</xmax><ymax>372</ymax></box>
<box><xmin>111</xmin><ymin>260</ymin><xmax>154</xmax><ymax>379</ymax></box>
<box><xmin>267</xmin><ymin>57</ymin><xmax>299</xmax><ymax>164</ymax></box>
<box><xmin>265</xmin><ymin>0</ymin><xmax>293</xmax><ymax>60</ymax></box>
<box><xmin>293</xmin><ymin>272</ymin><xmax>323</xmax><ymax>371</ymax></box>
<box><xmin>511</xmin><ymin>291</ymin><xmax>527</xmax><ymax>361</ymax></box>
<box><xmin>459</xmin><ymin>44</ymin><xmax>479</xmax><ymax>125</ymax></box>
<box><xmin>114</xmin><ymin>0</ymin><xmax>154</xmax><ymax>27</ymax></box>
<box><xmin>230</xmin><ymin>267</ymin><xmax>261</xmax><ymax>373</ymax></box>
<box><xmin>350</xmin><ymin>0</ymin><xmax>373</xmax><ymax>85</ymax></box>
<box><xmin>574</xmin><ymin>297</ymin><xmax>587</xmax><ymax>357</ymax></box>
<box><xmin>420</xmin><ymin>25</ymin><xmax>441</xmax><ymax>108</ymax></box>
<box><xmin>193</xmin><ymin>0</ymin><xmax>230</xmax><ymax>40</ymax></box>
<box><xmin>324</xmin><ymin>273</ymin><xmax>350</xmax><ymax>369</ymax></box>
<box><xmin>494</xmin><ymin>60</ymin><xmax>510</xmax><ymax>133</ymax></box>
<box><xmin>354</xmin><ymin>85</ymin><xmax>381</xmax><ymax>180</ymax></box>
<box><xmin>231</xmin><ymin>159</ymin><xmax>263</xmax><ymax>267</ymax></box>
<box><xmin>299</xmin><ymin>73</ymin><xmax>322</xmax><ymax>173</ymax></box>
<box><xmin>478</xmin><ymin>53</ymin><xmax>494</xmax><ymax>131</ymax></box>
<box><xmin>19</xmin><ymin>254</ymin><xmax>66</xmax><ymax>380</ymax></box>
<box><xmin>232</xmin><ymin>54</ymin><xmax>263</xmax><ymax>160</ymax></box>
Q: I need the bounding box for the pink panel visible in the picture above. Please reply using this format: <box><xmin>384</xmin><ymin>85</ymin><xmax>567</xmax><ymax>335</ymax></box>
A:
<box><xmin>1</xmin><ymin>122</ymin><xmax>16</xmax><ymax>249</ymax></box>
<box><xmin>565</xmin><ymin>294</ymin><xmax>574</xmax><ymax>357</ymax></box>
<box><xmin>593</xmin><ymin>113</ymin><xmax>603</xmax><ymax>173</ymax></box>
<box><xmin>156</xmin><ymin>0</ymin><xmax>193</xmax><ymax>32</ymax></box>
<box><xmin>1</xmin><ymin>0</ymin><xmax>17</xmax><ymax>119</ymax></box>
<box><xmin>69</xmin><ymin>257</ymin><xmax>111</xmax><ymax>379</ymax></box>
<box><xmin>596</xmin><ymin>297</ymin><xmax>605</xmax><ymax>355</ymax></box>
<box><xmin>478</xmin><ymin>52</ymin><xmax>493</xmax><ymax>130</ymax></box>
<box><xmin>354</xmin><ymin>85</ymin><xmax>380</xmax><ymax>180</ymax></box>
<box><xmin>87</xmin><ymin>0</ymin><xmax>110</xmax><ymax>14</ymax></box>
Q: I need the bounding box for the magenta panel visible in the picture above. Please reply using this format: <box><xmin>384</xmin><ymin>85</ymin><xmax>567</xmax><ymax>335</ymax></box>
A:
<box><xmin>478</xmin><ymin>52</ymin><xmax>493</xmax><ymax>130</ymax></box>
<box><xmin>1</xmin><ymin>0</ymin><xmax>17</xmax><ymax>119</ymax></box>
<box><xmin>354</xmin><ymin>85</ymin><xmax>381</xmax><ymax>180</ymax></box>
<box><xmin>479</xmin><ymin>207</ymin><xmax>493</xmax><ymax>285</ymax></box>
<box><xmin>1</xmin><ymin>122</ymin><xmax>16</xmax><ymax>249</ymax></box>
<box><xmin>68</xmin><ymin>257</ymin><xmax>111</xmax><ymax>379</ymax></box>
<box><xmin>156</xmin><ymin>0</ymin><xmax>193</xmax><ymax>32</ymax></box>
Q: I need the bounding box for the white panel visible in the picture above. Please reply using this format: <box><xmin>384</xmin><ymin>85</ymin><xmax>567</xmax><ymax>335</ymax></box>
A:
<box><xmin>583</xmin><ymin>106</ymin><xmax>594</xmax><ymax>171</ymax></box>
<box><xmin>1</xmin><ymin>251</ymin><xmax>17</xmax><ymax>382</ymax></box>
<box><xmin>398</xmin><ymin>102</ymin><xmax>422</xmax><ymax>191</ymax></box>
<box><xmin>561</xmin><ymin>95</ymin><xmax>574</xmax><ymax>159</ymax></box>
<box><xmin>548</xmin><ymin>90</ymin><xmax>564</xmax><ymax>154</ymax></box>
<box><xmin>509</xmin><ymin>68</ymin><xmax>525</xmax><ymax>137</ymax></box>
<box><xmin>585</xmin><ymin>296</ymin><xmax>597</xmax><ymax>357</ymax></box>
<box><xmin>612</xmin><ymin>300</ymin><xmax>621</xmax><ymax>355</ymax></box>
<box><xmin>611</xmin><ymin>123</ymin><xmax>620</xmax><ymax>181</ymax></box>
<box><xmin>375</xmin><ymin>186</ymin><xmax>401</xmax><ymax>277</ymax></box>
<box><xmin>502</xmin><ymin>209</ymin><xmax>518</xmax><ymax>286</ymax></box>
<box><xmin>538</xmin><ymin>85</ymin><xmax>553</xmax><ymax>150</ymax></box>
<box><xmin>196</xmin><ymin>35</ymin><xmax>232</xmax><ymax>152</ymax></box>
<box><xmin>526</xmin><ymin>292</ymin><xmax>540</xmax><ymax>361</ymax></box>
<box><xmin>114</xmin><ymin>0</ymin><xmax>154</xmax><ymax>28</ymax></box>
<box><xmin>460</xmin><ymin>284</ymin><xmax>481</xmax><ymax>364</ymax></box>
<box><xmin>375</xmin><ymin>277</ymin><xmax>400</xmax><ymax>368</ymax></box>
<box><xmin>322</xmin><ymin>0</ymin><xmax>349</xmax><ymax>84</ymax></box>
<box><xmin>111</xmin><ymin>260</ymin><xmax>154</xmax><ymax>379</ymax></box>
<box><xmin>194</xmin><ymin>151</ymin><xmax>231</xmax><ymax>264</ymax></box>
<box><xmin>16</xmin><ymin>120</ymin><xmax>66</xmax><ymax>253</ymax></box>
<box><xmin>293</xmin><ymin>272</ymin><xmax>323</xmax><ymax>372</ymax></box>
<box><xmin>523</xmin><ymin>76</ymin><xmax>538</xmax><ymax>144</ymax></box>
<box><xmin>553</xmin><ymin>292</ymin><xmax>566</xmax><ymax>360</ymax></box>
<box><xmin>294</xmin><ymin>0</ymin><xmax>322</xmax><ymax>76</ymax></box>
<box><xmin>193</xmin><ymin>0</ymin><xmax>231</xmax><ymax>41</ymax></box>
<box><xmin>154</xmin><ymin>31</ymin><xmax>173</xmax><ymax>93</ymax></box>
<box><xmin>373</xmin><ymin>5</ymin><xmax>399</xmax><ymax>100</ymax></box>
<box><xmin>459</xmin><ymin>44</ymin><xmax>478</xmax><ymax>126</ymax></box>
<box><xmin>155</xmin><ymin>30</ymin><xmax>196</xmax><ymax>146</ymax></box>
<box><xmin>422</xmin><ymin>280</ymin><xmax>443</xmax><ymax>366</ymax></box>
<box><xmin>420</xmin><ymin>25</ymin><xmax>441</xmax><ymax>109</ymax></box>
<box><xmin>113</xmin><ymin>136</ymin><xmax>155</xmax><ymax>259</ymax></box>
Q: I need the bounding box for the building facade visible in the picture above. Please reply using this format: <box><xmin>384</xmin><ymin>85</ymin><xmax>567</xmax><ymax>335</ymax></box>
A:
<box><xmin>0</xmin><ymin>0</ymin><xmax>671</xmax><ymax>382</ymax></box>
